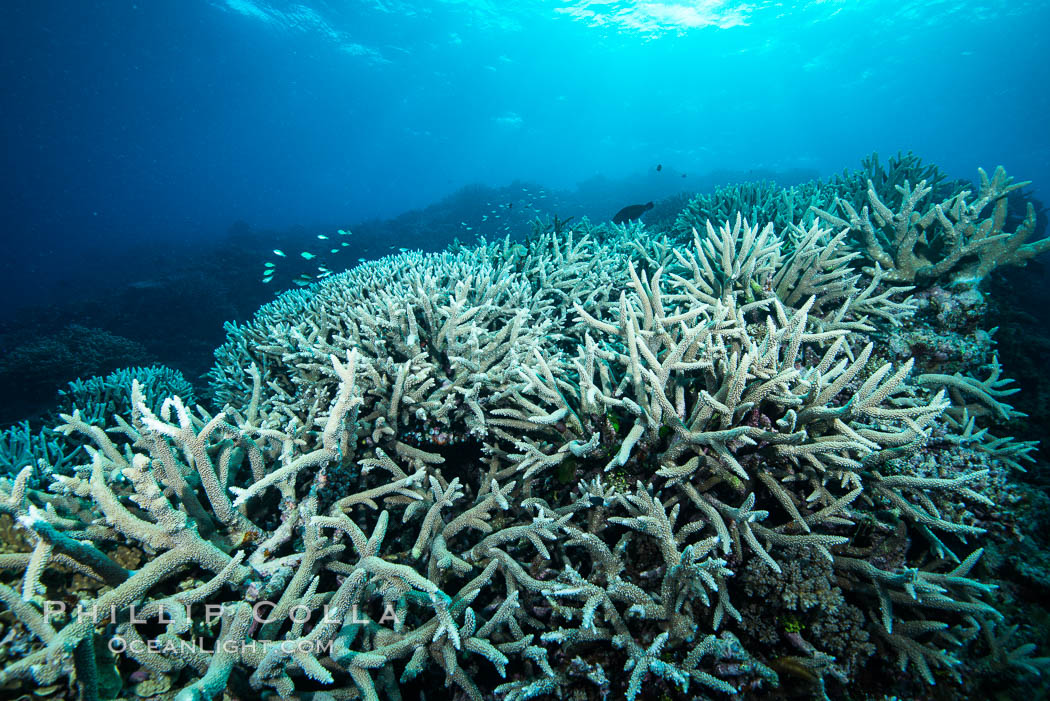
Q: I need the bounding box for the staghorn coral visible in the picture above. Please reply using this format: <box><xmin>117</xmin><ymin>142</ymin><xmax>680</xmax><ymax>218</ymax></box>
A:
<box><xmin>831</xmin><ymin>151</ymin><xmax>972</xmax><ymax>217</ymax></box>
<box><xmin>0</xmin><ymin>163</ymin><xmax>1043</xmax><ymax>701</ymax></box>
<box><xmin>59</xmin><ymin>365</ymin><xmax>196</xmax><ymax>428</ymax></box>
<box><xmin>813</xmin><ymin>165</ymin><xmax>1048</xmax><ymax>286</ymax></box>
<box><xmin>672</xmin><ymin>179</ymin><xmax>839</xmax><ymax>244</ymax></box>
<box><xmin>671</xmin><ymin>150</ymin><xmax>1047</xmax><ymax>289</ymax></box>
<box><xmin>667</xmin><ymin>215</ymin><xmax>917</xmax><ymax>334</ymax></box>
<box><xmin>0</xmin><ymin>365</ymin><xmax>198</xmax><ymax>513</ymax></box>
<box><xmin>0</xmin><ymin>422</ymin><xmax>77</xmax><ymax>478</ymax></box>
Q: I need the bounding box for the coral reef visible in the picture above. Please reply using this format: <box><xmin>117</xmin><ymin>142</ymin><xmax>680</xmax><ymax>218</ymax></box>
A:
<box><xmin>58</xmin><ymin>366</ymin><xmax>197</xmax><ymax>429</ymax></box>
<box><xmin>813</xmin><ymin>165</ymin><xmax>1046</xmax><ymax>285</ymax></box>
<box><xmin>0</xmin><ymin>155</ymin><xmax>1047</xmax><ymax>701</ymax></box>
<box><xmin>0</xmin><ymin>421</ymin><xmax>78</xmax><ymax>477</ymax></box>
<box><xmin>0</xmin><ymin>325</ymin><xmax>152</xmax><ymax>424</ymax></box>
<box><xmin>673</xmin><ymin>152</ymin><xmax>1048</xmax><ymax>288</ymax></box>
<box><xmin>1</xmin><ymin>365</ymin><xmax>198</xmax><ymax>493</ymax></box>
<box><xmin>673</xmin><ymin>180</ymin><xmax>838</xmax><ymax>242</ymax></box>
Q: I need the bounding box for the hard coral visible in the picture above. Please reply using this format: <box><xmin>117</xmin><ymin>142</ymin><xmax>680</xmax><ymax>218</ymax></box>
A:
<box><xmin>0</xmin><ymin>155</ymin><xmax>1044</xmax><ymax>701</ymax></box>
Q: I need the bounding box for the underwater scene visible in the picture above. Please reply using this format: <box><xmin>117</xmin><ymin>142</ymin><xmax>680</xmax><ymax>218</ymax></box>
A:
<box><xmin>3</xmin><ymin>1</ymin><xmax>1050</xmax><ymax>700</ymax></box>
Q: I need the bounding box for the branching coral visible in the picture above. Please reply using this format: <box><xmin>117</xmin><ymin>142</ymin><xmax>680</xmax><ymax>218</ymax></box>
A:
<box><xmin>672</xmin><ymin>180</ymin><xmax>839</xmax><ymax>243</ymax></box>
<box><xmin>0</xmin><ymin>157</ymin><xmax>1043</xmax><ymax>700</ymax></box>
<box><xmin>813</xmin><ymin>166</ymin><xmax>1047</xmax><ymax>285</ymax></box>
<box><xmin>60</xmin><ymin>365</ymin><xmax>196</xmax><ymax>427</ymax></box>
<box><xmin>661</xmin><ymin>215</ymin><xmax>916</xmax><ymax>336</ymax></box>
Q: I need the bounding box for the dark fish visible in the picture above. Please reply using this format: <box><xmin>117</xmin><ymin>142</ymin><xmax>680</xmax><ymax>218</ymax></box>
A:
<box><xmin>681</xmin><ymin>173</ymin><xmax>687</xmax><ymax>178</ymax></box>
<box><xmin>612</xmin><ymin>201</ymin><xmax>654</xmax><ymax>225</ymax></box>
<box><xmin>656</xmin><ymin>164</ymin><xmax>662</xmax><ymax>171</ymax></box>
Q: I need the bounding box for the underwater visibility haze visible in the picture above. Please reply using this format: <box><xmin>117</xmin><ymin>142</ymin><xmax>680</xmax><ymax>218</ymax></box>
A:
<box><xmin>2</xmin><ymin>1</ymin><xmax>1050</xmax><ymax>699</ymax></box>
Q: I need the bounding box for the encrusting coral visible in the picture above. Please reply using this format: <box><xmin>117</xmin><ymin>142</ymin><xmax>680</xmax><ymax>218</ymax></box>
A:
<box><xmin>0</xmin><ymin>156</ymin><xmax>1047</xmax><ymax>701</ymax></box>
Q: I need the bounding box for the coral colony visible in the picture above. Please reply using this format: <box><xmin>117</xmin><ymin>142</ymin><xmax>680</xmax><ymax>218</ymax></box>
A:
<box><xmin>1</xmin><ymin>153</ymin><xmax>1048</xmax><ymax>700</ymax></box>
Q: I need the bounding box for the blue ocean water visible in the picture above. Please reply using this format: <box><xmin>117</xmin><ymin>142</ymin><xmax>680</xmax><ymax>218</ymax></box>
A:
<box><xmin>2</xmin><ymin>1</ymin><xmax>1050</xmax><ymax>699</ymax></box>
<box><xmin>3</xmin><ymin>1</ymin><xmax>1048</xmax><ymax>313</ymax></box>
